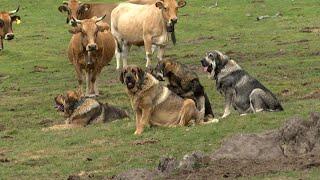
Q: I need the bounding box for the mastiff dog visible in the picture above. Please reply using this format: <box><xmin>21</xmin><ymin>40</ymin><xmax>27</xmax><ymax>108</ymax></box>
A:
<box><xmin>201</xmin><ymin>50</ymin><xmax>283</xmax><ymax>118</ymax></box>
<box><xmin>151</xmin><ymin>59</ymin><xmax>216</xmax><ymax>122</ymax></box>
<box><xmin>120</xmin><ymin>65</ymin><xmax>203</xmax><ymax>135</ymax></box>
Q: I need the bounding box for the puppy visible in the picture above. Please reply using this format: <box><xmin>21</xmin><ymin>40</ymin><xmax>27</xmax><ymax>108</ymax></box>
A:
<box><xmin>201</xmin><ymin>50</ymin><xmax>283</xmax><ymax>118</ymax></box>
<box><xmin>46</xmin><ymin>90</ymin><xmax>128</xmax><ymax>130</ymax></box>
<box><xmin>152</xmin><ymin>59</ymin><xmax>216</xmax><ymax>122</ymax></box>
<box><xmin>120</xmin><ymin>65</ymin><xmax>202</xmax><ymax>135</ymax></box>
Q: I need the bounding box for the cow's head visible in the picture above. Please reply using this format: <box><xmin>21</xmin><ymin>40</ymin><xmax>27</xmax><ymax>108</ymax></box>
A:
<box><xmin>58</xmin><ymin>0</ymin><xmax>94</xmax><ymax>24</ymax></box>
<box><xmin>69</xmin><ymin>15</ymin><xmax>109</xmax><ymax>52</ymax></box>
<box><xmin>58</xmin><ymin>0</ymin><xmax>80</xmax><ymax>24</ymax></box>
<box><xmin>155</xmin><ymin>0</ymin><xmax>186</xmax><ymax>32</ymax></box>
<box><xmin>0</xmin><ymin>6</ymin><xmax>20</xmax><ymax>50</ymax></box>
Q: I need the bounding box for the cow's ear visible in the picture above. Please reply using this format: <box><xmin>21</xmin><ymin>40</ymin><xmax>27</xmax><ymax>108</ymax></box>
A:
<box><xmin>178</xmin><ymin>0</ymin><xmax>186</xmax><ymax>8</ymax></box>
<box><xmin>11</xmin><ymin>16</ymin><xmax>21</xmax><ymax>22</ymax></box>
<box><xmin>0</xmin><ymin>19</ymin><xmax>4</xmax><ymax>28</ymax></box>
<box><xmin>155</xmin><ymin>1</ymin><xmax>165</xmax><ymax>9</ymax></box>
<box><xmin>68</xmin><ymin>27</ymin><xmax>82</xmax><ymax>34</ymax></box>
<box><xmin>77</xmin><ymin>3</ymin><xmax>91</xmax><ymax>15</ymax></box>
<box><xmin>97</xmin><ymin>23</ymin><xmax>109</xmax><ymax>32</ymax></box>
<box><xmin>58</xmin><ymin>5</ymin><xmax>69</xmax><ymax>13</ymax></box>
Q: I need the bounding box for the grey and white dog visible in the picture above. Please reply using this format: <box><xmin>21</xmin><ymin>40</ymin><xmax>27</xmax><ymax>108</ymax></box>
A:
<box><xmin>200</xmin><ymin>50</ymin><xmax>283</xmax><ymax>118</ymax></box>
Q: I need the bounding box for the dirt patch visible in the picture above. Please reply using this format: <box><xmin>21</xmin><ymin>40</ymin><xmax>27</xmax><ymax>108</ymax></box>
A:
<box><xmin>185</xmin><ymin>36</ymin><xmax>215</xmax><ymax>44</ymax></box>
<box><xmin>1</xmin><ymin>135</ymin><xmax>14</xmax><ymax>140</ymax></box>
<box><xmin>182</xmin><ymin>53</ymin><xmax>198</xmax><ymax>59</ymax></box>
<box><xmin>38</xmin><ymin>119</ymin><xmax>54</xmax><ymax>127</ymax></box>
<box><xmin>114</xmin><ymin>112</ymin><xmax>320</xmax><ymax>179</ymax></box>
<box><xmin>225</xmin><ymin>50</ymin><xmax>247</xmax><ymax>61</ymax></box>
<box><xmin>0</xmin><ymin>124</ymin><xmax>5</xmax><ymax>131</ymax></box>
<box><xmin>302</xmin><ymin>89</ymin><xmax>320</xmax><ymax>100</ymax></box>
<box><xmin>251</xmin><ymin>0</ymin><xmax>265</xmax><ymax>3</ymax></box>
<box><xmin>301</xmin><ymin>27</ymin><xmax>320</xmax><ymax>33</ymax></box>
<box><xmin>32</xmin><ymin>65</ymin><xmax>48</xmax><ymax>73</ymax></box>
<box><xmin>276</xmin><ymin>39</ymin><xmax>309</xmax><ymax>45</ymax></box>
<box><xmin>0</xmin><ymin>158</ymin><xmax>10</xmax><ymax>163</ymax></box>
<box><xmin>132</xmin><ymin>138</ymin><xmax>159</xmax><ymax>145</ymax></box>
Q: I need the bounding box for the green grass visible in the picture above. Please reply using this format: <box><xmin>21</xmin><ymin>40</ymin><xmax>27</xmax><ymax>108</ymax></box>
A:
<box><xmin>0</xmin><ymin>0</ymin><xmax>320</xmax><ymax>179</ymax></box>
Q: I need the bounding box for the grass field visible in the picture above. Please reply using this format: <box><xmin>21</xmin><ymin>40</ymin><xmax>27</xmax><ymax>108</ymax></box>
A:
<box><xmin>1</xmin><ymin>0</ymin><xmax>320</xmax><ymax>179</ymax></box>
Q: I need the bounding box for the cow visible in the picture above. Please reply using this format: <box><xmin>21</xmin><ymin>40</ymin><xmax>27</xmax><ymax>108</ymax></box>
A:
<box><xmin>68</xmin><ymin>15</ymin><xmax>116</xmax><ymax>97</ymax></box>
<box><xmin>0</xmin><ymin>6</ymin><xmax>21</xmax><ymax>51</ymax></box>
<box><xmin>111</xmin><ymin>0</ymin><xmax>187</xmax><ymax>69</ymax></box>
<box><xmin>58</xmin><ymin>0</ymin><xmax>118</xmax><ymax>25</ymax></box>
<box><xmin>58</xmin><ymin>0</ymin><xmax>153</xmax><ymax>25</ymax></box>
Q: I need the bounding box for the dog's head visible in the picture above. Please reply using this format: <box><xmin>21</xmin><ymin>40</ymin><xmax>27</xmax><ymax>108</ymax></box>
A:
<box><xmin>152</xmin><ymin>59</ymin><xmax>177</xmax><ymax>81</ymax></box>
<box><xmin>201</xmin><ymin>50</ymin><xmax>229</xmax><ymax>77</ymax></box>
<box><xmin>120</xmin><ymin>65</ymin><xmax>145</xmax><ymax>92</ymax></box>
<box><xmin>54</xmin><ymin>90</ymin><xmax>83</xmax><ymax>115</ymax></box>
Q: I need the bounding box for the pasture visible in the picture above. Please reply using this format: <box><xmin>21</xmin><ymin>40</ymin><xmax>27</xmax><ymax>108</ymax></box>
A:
<box><xmin>0</xmin><ymin>0</ymin><xmax>320</xmax><ymax>179</ymax></box>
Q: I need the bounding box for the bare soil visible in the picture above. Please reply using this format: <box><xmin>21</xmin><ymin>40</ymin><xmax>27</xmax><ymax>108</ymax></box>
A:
<box><xmin>114</xmin><ymin>112</ymin><xmax>320</xmax><ymax>179</ymax></box>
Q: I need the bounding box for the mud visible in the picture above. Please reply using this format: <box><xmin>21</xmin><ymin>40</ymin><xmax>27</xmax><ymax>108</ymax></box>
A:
<box><xmin>132</xmin><ymin>138</ymin><xmax>159</xmax><ymax>145</ymax></box>
<box><xmin>302</xmin><ymin>89</ymin><xmax>320</xmax><ymax>100</ymax></box>
<box><xmin>301</xmin><ymin>27</ymin><xmax>320</xmax><ymax>33</ymax></box>
<box><xmin>32</xmin><ymin>65</ymin><xmax>48</xmax><ymax>73</ymax></box>
<box><xmin>114</xmin><ymin>112</ymin><xmax>320</xmax><ymax>179</ymax></box>
<box><xmin>185</xmin><ymin>36</ymin><xmax>215</xmax><ymax>44</ymax></box>
<box><xmin>0</xmin><ymin>124</ymin><xmax>5</xmax><ymax>131</ymax></box>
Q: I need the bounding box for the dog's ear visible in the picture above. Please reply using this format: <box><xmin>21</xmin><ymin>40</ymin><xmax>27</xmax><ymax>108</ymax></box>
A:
<box><xmin>137</xmin><ymin>67</ymin><xmax>145</xmax><ymax>86</ymax></box>
<box><xmin>119</xmin><ymin>69</ymin><xmax>125</xmax><ymax>84</ymax></box>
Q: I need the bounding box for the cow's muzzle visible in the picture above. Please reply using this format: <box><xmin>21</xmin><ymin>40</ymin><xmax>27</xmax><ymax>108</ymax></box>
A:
<box><xmin>4</xmin><ymin>33</ymin><xmax>14</xmax><ymax>40</ymax></box>
<box><xmin>87</xmin><ymin>44</ymin><xmax>97</xmax><ymax>51</ymax></box>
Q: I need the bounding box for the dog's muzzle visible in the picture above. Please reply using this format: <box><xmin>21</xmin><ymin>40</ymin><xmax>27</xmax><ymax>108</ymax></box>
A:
<box><xmin>125</xmin><ymin>75</ymin><xmax>136</xmax><ymax>89</ymax></box>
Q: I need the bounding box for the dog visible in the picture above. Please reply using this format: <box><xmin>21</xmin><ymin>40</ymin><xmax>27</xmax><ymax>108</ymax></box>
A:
<box><xmin>46</xmin><ymin>90</ymin><xmax>128</xmax><ymax>130</ymax></box>
<box><xmin>200</xmin><ymin>50</ymin><xmax>283</xmax><ymax>118</ymax></box>
<box><xmin>151</xmin><ymin>59</ymin><xmax>216</xmax><ymax>122</ymax></box>
<box><xmin>120</xmin><ymin>65</ymin><xmax>203</xmax><ymax>135</ymax></box>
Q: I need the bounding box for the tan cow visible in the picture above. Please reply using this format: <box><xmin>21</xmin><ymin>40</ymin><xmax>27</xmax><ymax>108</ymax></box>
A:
<box><xmin>0</xmin><ymin>6</ymin><xmax>20</xmax><ymax>51</ymax></box>
<box><xmin>111</xmin><ymin>0</ymin><xmax>186</xmax><ymax>69</ymax></box>
<box><xmin>58</xmin><ymin>0</ymin><xmax>118</xmax><ymax>25</ymax></box>
<box><xmin>68</xmin><ymin>15</ymin><xmax>116</xmax><ymax>97</ymax></box>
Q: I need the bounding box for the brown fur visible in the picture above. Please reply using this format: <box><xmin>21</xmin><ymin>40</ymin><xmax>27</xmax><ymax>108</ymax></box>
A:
<box><xmin>68</xmin><ymin>16</ymin><xmax>116</xmax><ymax>97</ymax></box>
<box><xmin>111</xmin><ymin>0</ymin><xmax>187</xmax><ymax>69</ymax></box>
<box><xmin>120</xmin><ymin>65</ymin><xmax>201</xmax><ymax>135</ymax></box>
<box><xmin>58</xmin><ymin>0</ymin><xmax>155</xmax><ymax>25</ymax></box>
<box><xmin>44</xmin><ymin>90</ymin><xmax>128</xmax><ymax>131</ymax></box>
<box><xmin>0</xmin><ymin>6</ymin><xmax>20</xmax><ymax>50</ymax></box>
<box><xmin>58</xmin><ymin>0</ymin><xmax>118</xmax><ymax>25</ymax></box>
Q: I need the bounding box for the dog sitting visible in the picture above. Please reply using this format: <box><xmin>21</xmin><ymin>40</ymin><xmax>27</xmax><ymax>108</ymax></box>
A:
<box><xmin>201</xmin><ymin>50</ymin><xmax>283</xmax><ymax>118</ymax></box>
<box><xmin>120</xmin><ymin>65</ymin><xmax>203</xmax><ymax>135</ymax></box>
<box><xmin>151</xmin><ymin>59</ymin><xmax>216</xmax><ymax>122</ymax></box>
<box><xmin>46</xmin><ymin>90</ymin><xmax>128</xmax><ymax>130</ymax></box>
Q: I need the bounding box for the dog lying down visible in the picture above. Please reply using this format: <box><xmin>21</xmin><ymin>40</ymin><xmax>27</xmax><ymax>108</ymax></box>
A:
<box><xmin>44</xmin><ymin>90</ymin><xmax>128</xmax><ymax>131</ymax></box>
<box><xmin>201</xmin><ymin>50</ymin><xmax>283</xmax><ymax>118</ymax></box>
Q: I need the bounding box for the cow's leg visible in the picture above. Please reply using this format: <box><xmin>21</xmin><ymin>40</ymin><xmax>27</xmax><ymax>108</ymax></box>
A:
<box><xmin>121</xmin><ymin>43</ymin><xmax>130</xmax><ymax>68</ymax></box>
<box><xmin>152</xmin><ymin>45</ymin><xmax>157</xmax><ymax>54</ymax></box>
<box><xmin>115</xmin><ymin>40</ymin><xmax>122</xmax><ymax>70</ymax></box>
<box><xmin>93</xmin><ymin>69</ymin><xmax>102</xmax><ymax>96</ymax></box>
<box><xmin>74</xmin><ymin>65</ymin><xmax>83</xmax><ymax>94</ymax></box>
<box><xmin>0</xmin><ymin>38</ymin><xmax>3</xmax><ymax>51</ymax></box>
<box><xmin>143</xmin><ymin>35</ymin><xmax>153</xmax><ymax>68</ymax></box>
<box><xmin>85</xmin><ymin>71</ymin><xmax>91</xmax><ymax>96</ymax></box>
<box><xmin>89</xmin><ymin>70</ymin><xmax>98</xmax><ymax>97</ymax></box>
<box><xmin>157</xmin><ymin>45</ymin><xmax>165</xmax><ymax>61</ymax></box>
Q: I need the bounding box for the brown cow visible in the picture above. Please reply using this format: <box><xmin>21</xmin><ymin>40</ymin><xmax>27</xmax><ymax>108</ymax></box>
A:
<box><xmin>0</xmin><ymin>6</ymin><xmax>20</xmax><ymax>51</ymax></box>
<box><xmin>58</xmin><ymin>0</ymin><xmax>118</xmax><ymax>25</ymax></box>
<box><xmin>111</xmin><ymin>0</ymin><xmax>186</xmax><ymax>69</ymax></box>
<box><xmin>68</xmin><ymin>15</ymin><xmax>116</xmax><ymax>97</ymax></box>
<box><xmin>58</xmin><ymin>0</ymin><xmax>152</xmax><ymax>25</ymax></box>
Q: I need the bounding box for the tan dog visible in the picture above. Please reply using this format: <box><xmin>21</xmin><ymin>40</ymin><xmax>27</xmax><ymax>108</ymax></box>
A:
<box><xmin>120</xmin><ymin>65</ymin><xmax>202</xmax><ymax>135</ymax></box>
<box><xmin>45</xmin><ymin>90</ymin><xmax>128</xmax><ymax>130</ymax></box>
